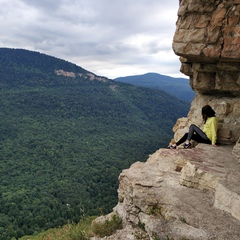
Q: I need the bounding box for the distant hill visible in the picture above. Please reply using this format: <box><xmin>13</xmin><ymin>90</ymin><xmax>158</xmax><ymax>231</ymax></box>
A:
<box><xmin>114</xmin><ymin>72</ymin><xmax>195</xmax><ymax>102</ymax></box>
<box><xmin>0</xmin><ymin>48</ymin><xmax>189</xmax><ymax>240</ymax></box>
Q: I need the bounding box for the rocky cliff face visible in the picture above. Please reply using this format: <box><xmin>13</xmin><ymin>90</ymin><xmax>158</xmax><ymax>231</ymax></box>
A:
<box><xmin>173</xmin><ymin>0</ymin><xmax>240</xmax><ymax>144</ymax></box>
<box><xmin>91</xmin><ymin>1</ymin><xmax>240</xmax><ymax>239</ymax></box>
<box><xmin>55</xmin><ymin>69</ymin><xmax>108</xmax><ymax>82</ymax></box>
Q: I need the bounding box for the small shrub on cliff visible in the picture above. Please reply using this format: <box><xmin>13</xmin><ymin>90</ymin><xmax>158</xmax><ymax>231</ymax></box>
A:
<box><xmin>19</xmin><ymin>217</ymin><xmax>95</xmax><ymax>240</ymax></box>
<box><xmin>91</xmin><ymin>214</ymin><xmax>122</xmax><ymax>237</ymax></box>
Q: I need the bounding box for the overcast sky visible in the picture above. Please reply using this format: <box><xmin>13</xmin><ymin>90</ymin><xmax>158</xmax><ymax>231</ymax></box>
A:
<box><xmin>0</xmin><ymin>0</ymin><xmax>186</xmax><ymax>79</ymax></box>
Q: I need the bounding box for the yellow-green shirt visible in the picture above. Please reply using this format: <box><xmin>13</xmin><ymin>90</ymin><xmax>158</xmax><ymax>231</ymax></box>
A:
<box><xmin>203</xmin><ymin>117</ymin><xmax>218</xmax><ymax>145</ymax></box>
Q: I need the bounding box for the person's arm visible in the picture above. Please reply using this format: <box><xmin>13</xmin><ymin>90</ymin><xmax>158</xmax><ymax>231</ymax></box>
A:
<box><xmin>210</xmin><ymin>118</ymin><xmax>218</xmax><ymax>145</ymax></box>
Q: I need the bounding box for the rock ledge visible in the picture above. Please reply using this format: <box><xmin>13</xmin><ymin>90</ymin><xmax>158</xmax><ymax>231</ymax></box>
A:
<box><xmin>93</xmin><ymin>144</ymin><xmax>240</xmax><ymax>240</ymax></box>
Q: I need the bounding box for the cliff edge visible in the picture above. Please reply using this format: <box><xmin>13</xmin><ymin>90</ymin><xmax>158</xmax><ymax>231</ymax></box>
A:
<box><xmin>91</xmin><ymin>1</ymin><xmax>240</xmax><ymax>239</ymax></box>
<box><xmin>91</xmin><ymin>144</ymin><xmax>240</xmax><ymax>240</ymax></box>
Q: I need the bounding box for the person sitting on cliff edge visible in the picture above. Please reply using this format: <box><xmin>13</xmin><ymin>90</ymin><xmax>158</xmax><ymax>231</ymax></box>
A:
<box><xmin>168</xmin><ymin>105</ymin><xmax>218</xmax><ymax>149</ymax></box>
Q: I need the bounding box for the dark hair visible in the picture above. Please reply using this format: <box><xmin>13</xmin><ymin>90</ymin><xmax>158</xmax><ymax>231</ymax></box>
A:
<box><xmin>202</xmin><ymin>105</ymin><xmax>216</xmax><ymax>123</ymax></box>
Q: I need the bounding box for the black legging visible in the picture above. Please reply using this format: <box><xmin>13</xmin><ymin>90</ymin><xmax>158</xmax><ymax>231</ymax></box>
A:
<box><xmin>176</xmin><ymin>124</ymin><xmax>211</xmax><ymax>146</ymax></box>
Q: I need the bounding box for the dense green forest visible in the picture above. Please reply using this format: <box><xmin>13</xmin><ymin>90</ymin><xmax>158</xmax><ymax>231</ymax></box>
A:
<box><xmin>0</xmin><ymin>48</ymin><xmax>189</xmax><ymax>239</ymax></box>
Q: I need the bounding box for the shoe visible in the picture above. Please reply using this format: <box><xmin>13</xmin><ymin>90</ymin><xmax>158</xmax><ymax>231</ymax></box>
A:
<box><xmin>183</xmin><ymin>142</ymin><xmax>191</xmax><ymax>149</ymax></box>
<box><xmin>167</xmin><ymin>145</ymin><xmax>176</xmax><ymax>149</ymax></box>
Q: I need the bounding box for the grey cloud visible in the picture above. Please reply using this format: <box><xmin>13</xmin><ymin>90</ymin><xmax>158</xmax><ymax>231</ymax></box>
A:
<box><xmin>0</xmin><ymin>0</ymin><xmax>184</xmax><ymax>78</ymax></box>
<box><xmin>20</xmin><ymin>0</ymin><xmax>65</xmax><ymax>12</ymax></box>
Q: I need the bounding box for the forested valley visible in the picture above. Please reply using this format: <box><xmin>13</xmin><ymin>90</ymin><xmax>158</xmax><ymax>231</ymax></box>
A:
<box><xmin>0</xmin><ymin>48</ymin><xmax>189</xmax><ymax>239</ymax></box>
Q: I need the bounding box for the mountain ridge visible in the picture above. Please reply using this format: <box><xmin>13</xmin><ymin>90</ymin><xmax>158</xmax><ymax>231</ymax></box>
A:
<box><xmin>114</xmin><ymin>72</ymin><xmax>195</xmax><ymax>102</ymax></box>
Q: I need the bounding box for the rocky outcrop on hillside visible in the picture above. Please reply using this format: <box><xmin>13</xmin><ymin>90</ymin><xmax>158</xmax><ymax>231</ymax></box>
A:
<box><xmin>91</xmin><ymin>1</ymin><xmax>240</xmax><ymax>239</ymax></box>
<box><xmin>55</xmin><ymin>69</ymin><xmax>108</xmax><ymax>82</ymax></box>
